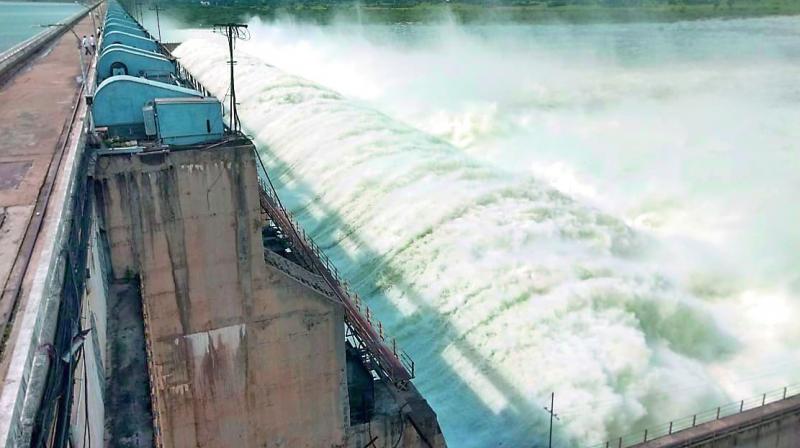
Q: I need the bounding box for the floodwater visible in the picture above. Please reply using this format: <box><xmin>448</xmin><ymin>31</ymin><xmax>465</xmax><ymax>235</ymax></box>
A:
<box><xmin>173</xmin><ymin>15</ymin><xmax>800</xmax><ymax>447</ymax></box>
<box><xmin>0</xmin><ymin>1</ymin><xmax>85</xmax><ymax>53</ymax></box>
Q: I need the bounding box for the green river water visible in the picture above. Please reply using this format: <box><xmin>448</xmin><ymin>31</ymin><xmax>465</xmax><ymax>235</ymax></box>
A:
<box><xmin>0</xmin><ymin>1</ymin><xmax>85</xmax><ymax>53</ymax></box>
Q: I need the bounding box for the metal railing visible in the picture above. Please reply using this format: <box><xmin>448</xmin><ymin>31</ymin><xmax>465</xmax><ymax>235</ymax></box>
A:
<box><xmin>0</xmin><ymin>6</ymin><xmax>92</xmax><ymax>82</ymax></box>
<box><xmin>156</xmin><ymin>34</ymin><xmax>416</xmax><ymax>386</ymax></box>
<box><xmin>253</xmin><ymin>153</ymin><xmax>415</xmax><ymax>385</ymax></box>
<box><xmin>587</xmin><ymin>383</ymin><xmax>800</xmax><ymax>448</ymax></box>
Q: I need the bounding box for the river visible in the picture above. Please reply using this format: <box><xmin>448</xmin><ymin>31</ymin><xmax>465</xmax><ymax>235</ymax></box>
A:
<box><xmin>0</xmin><ymin>1</ymin><xmax>85</xmax><ymax>53</ymax></box>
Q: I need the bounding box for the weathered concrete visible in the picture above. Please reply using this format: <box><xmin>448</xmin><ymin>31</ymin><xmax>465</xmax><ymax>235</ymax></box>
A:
<box><xmin>635</xmin><ymin>395</ymin><xmax>800</xmax><ymax>448</ymax></box>
<box><xmin>69</xmin><ymin>206</ymin><xmax>112</xmax><ymax>448</ymax></box>
<box><xmin>104</xmin><ymin>280</ymin><xmax>154</xmax><ymax>447</ymax></box>
<box><xmin>347</xmin><ymin>381</ymin><xmax>444</xmax><ymax>448</ymax></box>
<box><xmin>0</xmin><ymin>9</ymin><xmax>98</xmax><ymax>334</ymax></box>
<box><xmin>0</xmin><ymin>8</ymin><xmax>103</xmax><ymax>446</ymax></box>
<box><xmin>0</xmin><ymin>4</ymin><xmax>447</xmax><ymax>447</ymax></box>
<box><xmin>96</xmin><ymin>146</ymin><xmax>350</xmax><ymax>447</ymax></box>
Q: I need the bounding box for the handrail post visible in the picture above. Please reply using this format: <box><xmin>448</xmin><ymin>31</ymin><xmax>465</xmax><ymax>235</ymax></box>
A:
<box><xmin>739</xmin><ymin>400</ymin><xmax>744</xmax><ymax>412</ymax></box>
<box><xmin>783</xmin><ymin>387</ymin><xmax>787</xmax><ymax>400</ymax></box>
<box><xmin>762</xmin><ymin>393</ymin><xmax>766</xmax><ymax>406</ymax></box>
<box><xmin>716</xmin><ymin>407</ymin><xmax>720</xmax><ymax>419</ymax></box>
<box><xmin>692</xmin><ymin>414</ymin><xmax>696</xmax><ymax>427</ymax></box>
<box><xmin>668</xmin><ymin>421</ymin><xmax>673</xmax><ymax>434</ymax></box>
<box><xmin>643</xmin><ymin>429</ymin><xmax>647</xmax><ymax>442</ymax></box>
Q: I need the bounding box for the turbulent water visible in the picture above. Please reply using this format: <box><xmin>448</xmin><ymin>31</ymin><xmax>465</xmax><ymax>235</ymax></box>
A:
<box><xmin>174</xmin><ymin>16</ymin><xmax>800</xmax><ymax>447</ymax></box>
<box><xmin>0</xmin><ymin>1</ymin><xmax>85</xmax><ymax>52</ymax></box>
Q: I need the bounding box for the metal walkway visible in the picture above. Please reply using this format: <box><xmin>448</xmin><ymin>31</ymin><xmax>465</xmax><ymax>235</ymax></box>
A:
<box><xmin>254</xmin><ymin>155</ymin><xmax>415</xmax><ymax>385</ymax></box>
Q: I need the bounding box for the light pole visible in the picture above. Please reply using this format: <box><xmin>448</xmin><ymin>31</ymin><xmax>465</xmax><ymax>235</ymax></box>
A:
<box><xmin>89</xmin><ymin>9</ymin><xmax>96</xmax><ymax>36</ymax></box>
<box><xmin>43</xmin><ymin>24</ymin><xmax>87</xmax><ymax>84</ymax></box>
<box><xmin>543</xmin><ymin>392</ymin><xmax>559</xmax><ymax>448</ymax></box>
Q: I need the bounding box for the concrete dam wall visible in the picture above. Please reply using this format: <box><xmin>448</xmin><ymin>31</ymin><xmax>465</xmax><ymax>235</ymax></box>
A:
<box><xmin>0</xmin><ymin>1</ymin><xmax>447</xmax><ymax>446</ymax></box>
<box><xmin>631</xmin><ymin>394</ymin><xmax>800</xmax><ymax>448</ymax></box>
<box><xmin>93</xmin><ymin>143</ymin><xmax>445</xmax><ymax>447</ymax></box>
<box><xmin>97</xmin><ymin>144</ymin><xmax>348</xmax><ymax>446</ymax></box>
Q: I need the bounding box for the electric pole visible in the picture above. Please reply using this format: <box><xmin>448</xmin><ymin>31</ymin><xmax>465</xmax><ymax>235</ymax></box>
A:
<box><xmin>212</xmin><ymin>23</ymin><xmax>249</xmax><ymax>133</ymax></box>
<box><xmin>544</xmin><ymin>392</ymin><xmax>559</xmax><ymax>448</ymax></box>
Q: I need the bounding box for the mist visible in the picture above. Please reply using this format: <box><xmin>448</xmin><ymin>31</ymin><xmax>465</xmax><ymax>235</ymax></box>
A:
<box><xmin>173</xmin><ymin>15</ymin><xmax>800</xmax><ymax>447</ymax></box>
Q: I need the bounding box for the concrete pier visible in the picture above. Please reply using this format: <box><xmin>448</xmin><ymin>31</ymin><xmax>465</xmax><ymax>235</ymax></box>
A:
<box><xmin>96</xmin><ymin>144</ymin><xmax>350</xmax><ymax>447</ymax></box>
<box><xmin>94</xmin><ymin>142</ymin><xmax>445</xmax><ymax>447</ymax></box>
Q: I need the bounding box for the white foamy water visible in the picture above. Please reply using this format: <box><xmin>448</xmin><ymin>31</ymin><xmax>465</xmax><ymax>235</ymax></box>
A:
<box><xmin>174</xmin><ymin>18</ymin><xmax>800</xmax><ymax>446</ymax></box>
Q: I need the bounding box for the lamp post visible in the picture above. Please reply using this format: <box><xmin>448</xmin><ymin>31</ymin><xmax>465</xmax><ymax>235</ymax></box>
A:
<box><xmin>543</xmin><ymin>392</ymin><xmax>559</xmax><ymax>448</ymax></box>
<box><xmin>43</xmin><ymin>23</ymin><xmax>87</xmax><ymax>84</ymax></box>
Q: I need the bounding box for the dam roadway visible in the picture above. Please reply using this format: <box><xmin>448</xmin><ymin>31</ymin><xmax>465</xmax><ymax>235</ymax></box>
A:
<box><xmin>0</xmin><ymin>5</ymin><xmax>98</xmax><ymax>341</ymax></box>
<box><xmin>0</xmin><ymin>4</ymin><xmax>101</xmax><ymax>444</ymax></box>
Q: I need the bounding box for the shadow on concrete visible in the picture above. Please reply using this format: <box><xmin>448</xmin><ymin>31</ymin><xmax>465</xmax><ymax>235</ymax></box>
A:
<box><xmin>105</xmin><ymin>279</ymin><xmax>154</xmax><ymax>448</ymax></box>
<box><xmin>255</xmin><ymin>148</ymin><xmax>562</xmax><ymax>448</ymax></box>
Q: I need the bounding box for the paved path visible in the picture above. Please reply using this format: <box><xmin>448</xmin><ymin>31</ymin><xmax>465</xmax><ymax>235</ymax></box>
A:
<box><xmin>0</xmin><ymin>13</ymin><xmax>97</xmax><ymax>332</ymax></box>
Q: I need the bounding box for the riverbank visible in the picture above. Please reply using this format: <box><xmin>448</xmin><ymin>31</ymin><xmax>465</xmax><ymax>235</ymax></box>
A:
<box><xmin>160</xmin><ymin>0</ymin><xmax>800</xmax><ymax>26</ymax></box>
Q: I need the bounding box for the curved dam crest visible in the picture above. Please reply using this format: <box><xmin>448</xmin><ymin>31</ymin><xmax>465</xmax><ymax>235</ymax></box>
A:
<box><xmin>175</xmin><ymin>37</ymin><xmax>739</xmax><ymax>447</ymax></box>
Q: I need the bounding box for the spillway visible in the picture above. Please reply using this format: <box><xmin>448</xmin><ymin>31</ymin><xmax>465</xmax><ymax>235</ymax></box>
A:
<box><xmin>175</xmin><ymin>37</ymin><xmax>740</xmax><ymax>446</ymax></box>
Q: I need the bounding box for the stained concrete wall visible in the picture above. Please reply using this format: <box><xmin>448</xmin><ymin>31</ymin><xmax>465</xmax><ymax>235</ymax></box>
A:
<box><xmin>703</xmin><ymin>416</ymin><xmax>800</xmax><ymax>448</ymax></box>
<box><xmin>346</xmin><ymin>381</ymin><xmax>445</xmax><ymax>448</ymax></box>
<box><xmin>95</xmin><ymin>145</ymin><xmax>349</xmax><ymax>447</ymax></box>
<box><xmin>636</xmin><ymin>395</ymin><xmax>800</xmax><ymax>448</ymax></box>
<box><xmin>69</xmin><ymin>203</ymin><xmax>111</xmax><ymax>448</ymax></box>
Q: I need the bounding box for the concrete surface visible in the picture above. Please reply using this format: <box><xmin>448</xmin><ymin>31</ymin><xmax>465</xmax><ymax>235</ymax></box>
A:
<box><xmin>347</xmin><ymin>380</ymin><xmax>442</xmax><ymax>448</ymax></box>
<box><xmin>104</xmin><ymin>280</ymin><xmax>153</xmax><ymax>448</ymax></box>
<box><xmin>70</xmin><ymin>209</ymin><xmax>112</xmax><ymax>448</ymax></box>
<box><xmin>96</xmin><ymin>145</ymin><xmax>349</xmax><ymax>447</ymax></box>
<box><xmin>0</xmin><ymin>4</ymin><xmax>450</xmax><ymax>446</ymax></box>
<box><xmin>635</xmin><ymin>395</ymin><xmax>800</xmax><ymax>448</ymax></box>
<box><xmin>0</xmin><ymin>11</ymin><xmax>94</xmax><ymax>310</ymax></box>
<box><xmin>0</xmin><ymin>8</ymin><xmax>101</xmax><ymax>446</ymax></box>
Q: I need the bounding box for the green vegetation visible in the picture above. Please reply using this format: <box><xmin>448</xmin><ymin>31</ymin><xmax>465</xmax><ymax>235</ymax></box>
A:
<box><xmin>157</xmin><ymin>0</ymin><xmax>800</xmax><ymax>25</ymax></box>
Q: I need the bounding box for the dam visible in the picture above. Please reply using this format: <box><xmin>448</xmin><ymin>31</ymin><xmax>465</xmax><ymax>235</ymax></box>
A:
<box><xmin>0</xmin><ymin>1</ymin><xmax>797</xmax><ymax>447</ymax></box>
<box><xmin>0</xmin><ymin>2</ymin><xmax>445</xmax><ymax>447</ymax></box>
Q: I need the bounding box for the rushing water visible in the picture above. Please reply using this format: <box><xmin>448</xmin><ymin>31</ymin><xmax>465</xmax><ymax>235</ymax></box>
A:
<box><xmin>173</xmin><ymin>16</ymin><xmax>800</xmax><ymax>447</ymax></box>
<box><xmin>0</xmin><ymin>1</ymin><xmax>85</xmax><ymax>53</ymax></box>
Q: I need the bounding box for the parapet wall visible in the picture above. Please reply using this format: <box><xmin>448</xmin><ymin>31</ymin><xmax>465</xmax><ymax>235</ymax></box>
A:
<box><xmin>633</xmin><ymin>394</ymin><xmax>800</xmax><ymax>448</ymax></box>
<box><xmin>0</xmin><ymin>3</ymin><xmax>101</xmax><ymax>85</ymax></box>
<box><xmin>95</xmin><ymin>145</ymin><xmax>349</xmax><ymax>447</ymax></box>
